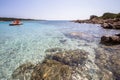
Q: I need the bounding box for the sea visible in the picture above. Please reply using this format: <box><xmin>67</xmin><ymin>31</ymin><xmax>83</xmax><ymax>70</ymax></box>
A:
<box><xmin>0</xmin><ymin>20</ymin><xmax>120</xmax><ymax>79</ymax></box>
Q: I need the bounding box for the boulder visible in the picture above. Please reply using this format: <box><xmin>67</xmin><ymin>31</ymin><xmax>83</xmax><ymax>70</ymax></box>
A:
<box><xmin>101</xmin><ymin>21</ymin><xmax>120</xmax><ymax>29</ymax></box>
<box><xmin>101</xmin><ymin>23</ymin><xmax>113</xmax><ymax>29</ymax></box>
<box><xmin>115</xmin><ymin>33</ymin><xmax>120</xmax><ymax>36</ymax></box>
<box><xmin>112</xmin><ymin>22</ymin><xmax>120</xmax><ymax>29</ymax></box>
<box><xmin>100</xmin><ymin>35</ymin><xmax>120</xmax><ymax>45</ymax></box>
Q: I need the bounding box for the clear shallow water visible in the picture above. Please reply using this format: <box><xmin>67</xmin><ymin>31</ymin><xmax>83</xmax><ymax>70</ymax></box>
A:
<box><xmin>0</xmin><ymin>21</ymin><xmax>120</xmax><ymax>79</ymax></box>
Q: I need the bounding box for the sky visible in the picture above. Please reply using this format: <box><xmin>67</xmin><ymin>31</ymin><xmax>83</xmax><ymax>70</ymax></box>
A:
<box><xmin>0</xmin><ymin>0</ymin><xmax>120</xmax><ymax>20</ymax></box>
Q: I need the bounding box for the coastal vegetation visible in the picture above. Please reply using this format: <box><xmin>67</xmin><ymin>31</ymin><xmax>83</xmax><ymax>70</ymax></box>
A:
<box><xmin>101</xmin><ymin>12</ymin><xmax>120</xmax><ymax>19</ymax></box>
<box><xmin>90</xmin><ymin>12</ymin><xmax>120</xmax><ymax>20</ymax></box>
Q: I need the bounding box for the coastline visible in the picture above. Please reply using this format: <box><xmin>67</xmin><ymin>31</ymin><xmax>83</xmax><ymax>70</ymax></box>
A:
<box><xmin>74</xmin><ymin>18</ymin><xmax>120</xmax><ymax>29</ymax></box>
<box><xmin>0</xmin><ymin>15</ymin><xmax>120</xmax><ymax>80</ymax></box>
<box><xmin>74</xmin><ymin>13</ymin><xmax>120</xmax><ymax>46</ymax></box>
<box><xmin>8</xmin><ymin>19</ymin><xmax>120</xmax><ymax>80</ymax></box>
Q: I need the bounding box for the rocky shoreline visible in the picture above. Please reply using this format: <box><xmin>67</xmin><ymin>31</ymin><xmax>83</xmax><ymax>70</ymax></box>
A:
<box><xmin>75</xmin><ymin>13</ymin><xmax>120</xmax><ymax>29</ymax></box>
<box><xmin>74</xmin><ymin>13</ymin><xmax>120</xmax><ymax>45</ymax></box>
<box><xmin>74</xmin><ymin>18</ymin><xmax>120</xmax><ymax>29</ymax></box>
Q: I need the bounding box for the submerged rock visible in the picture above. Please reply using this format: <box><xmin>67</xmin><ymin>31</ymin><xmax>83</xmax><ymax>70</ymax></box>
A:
<box><xmin>110</xmin><ymin>53</ymin><xmax>120</xmax><ymax>79</ymax></box>
<box><xmin>95</xmin><ymin>46</ymin><xmax>120</xmax><ymax>80</ymax></box>
<box><xmin>59</xmin><ymin>39</ymin><xmax>67</xmax><ymax>44</ymax></box>
<box><xmin>11</xmin><ymin>62</ymin><xmax>35</xmax><ymax>80</ymax></box>
<box><xmin>64</xmin><ymin>32</ymin><xmax>94</xmax><ymax>42</ymax></box>
<box><xmin>47</xmin><ymin>49</ymin><xmax>88</xmax><ymax>66</ymax></box>
<box><xmin>11</xmin><ymin>48</ymin><xmax>120</xmax><ymax>80</ymax></box>
<box><xmin>31</xmin><ymin>59</ymin><xmax>72</xmax><ymax>80</ymax></box>
<box><xmin>11</xmin><ymin>49</ymin><xmax>89</xmax><ymax>80</ymax></box>
<box><xmin>45</xmin><ymin>48</ymin><xmax>63</xmax><ymax>53</ymax></box>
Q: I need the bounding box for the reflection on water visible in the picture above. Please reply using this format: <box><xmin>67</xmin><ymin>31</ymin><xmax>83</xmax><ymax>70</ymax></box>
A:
<box><xmin>0</xmin><ymin>21</ymin><xmax>120</xmax><ymax>79</ymax></box>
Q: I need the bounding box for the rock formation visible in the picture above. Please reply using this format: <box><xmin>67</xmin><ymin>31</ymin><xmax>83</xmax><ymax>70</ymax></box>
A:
<box><xmin>100</xmin><ymin>34</ymin><xmax>120</xmax><ymax>45</ymax></box>
<box><xmin>74</xmin><ymin>13</ymin><xmax>120</xmax><ymax>29</ymax></box>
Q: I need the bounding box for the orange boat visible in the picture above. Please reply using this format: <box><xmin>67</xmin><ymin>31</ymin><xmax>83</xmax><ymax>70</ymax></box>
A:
<box><xmin>9</xmin><ymin>20</ymin><xmax>22</xmax><ymax>26</ymax></box>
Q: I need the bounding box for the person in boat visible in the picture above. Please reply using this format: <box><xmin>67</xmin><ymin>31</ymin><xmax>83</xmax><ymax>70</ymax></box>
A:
<box><xmin>12</xmin><ymin>20</ymin><xmax>21</xmax><ymax>25</ymax></box>
<box><xmin>10</xmin><ymin>19</ymin><xmax>22</xmax><ymax>26</ymax></box>
<box><xmin>13</xmin><ymin>20</ymin><xmax>16</xmax><ymax>24</ymax></box>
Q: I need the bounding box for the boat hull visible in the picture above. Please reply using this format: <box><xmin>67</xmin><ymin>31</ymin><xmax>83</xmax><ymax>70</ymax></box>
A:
<box><xmin>9</xmin><ymin>24</ymin><xmax>23</xmax><ymax>26</ymax></box>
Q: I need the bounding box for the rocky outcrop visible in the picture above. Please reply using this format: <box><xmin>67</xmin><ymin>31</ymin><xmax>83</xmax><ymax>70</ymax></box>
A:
<box><xmin>101</xmin><ymin>20</ymin><xmax>120</xmax><ymax>29</ymax></box>
<box><xmin>74</xmin><ymin>13</ymin><xmax>120</xmax><ymax>29</ymax></box>
<box><xmin>101</xmin><ymin>23</ymin><xmax>113</xmax><ymax>29</ymax></box>
<box><xmin>74</xmin><ymin>18</ymin><xmax>104</xmax><ymax>24</ymax></box>
<box><xmin>100</xmin><ymin>34</ymin><xmax>120</xmax><ymax>45</ymax></box>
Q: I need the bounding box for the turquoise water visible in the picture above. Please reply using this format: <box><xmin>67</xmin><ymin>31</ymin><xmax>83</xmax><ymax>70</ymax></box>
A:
<box><xmin>0</xmin><ymin>21</ymin><xmax>120</xmax><ymax>79</ymax></box>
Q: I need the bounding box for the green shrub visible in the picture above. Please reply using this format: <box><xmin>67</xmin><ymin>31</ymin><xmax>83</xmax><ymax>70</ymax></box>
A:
<box><xmin>102</xmin><ymin>12</ymin><xmax>117</xmax><ymax>19</ymax></box>
<box><xmin>90</xmin><ymin>15</ymin><xmax>98</xmax><ymax>20</ymax></box>
<box><xmin>116</xmin><ymin>13</ymin><xmax>120</xmax><ymax>18</ymax></box>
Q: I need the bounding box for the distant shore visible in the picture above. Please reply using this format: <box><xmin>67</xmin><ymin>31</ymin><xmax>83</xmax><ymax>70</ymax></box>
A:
<box><xmin>0</xmin><ymin>17</ymin><xmax>43</xmax><ymax>21</ymax></box>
